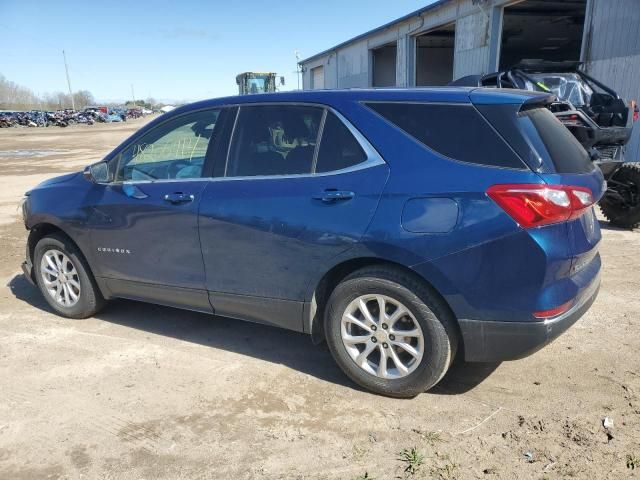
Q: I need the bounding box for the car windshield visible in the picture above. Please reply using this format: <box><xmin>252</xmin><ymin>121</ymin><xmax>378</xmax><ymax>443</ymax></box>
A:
<box><xmin>523</xmin><ymin>73</ymin><xmax>594</xmax><ymax>107</ymax></box>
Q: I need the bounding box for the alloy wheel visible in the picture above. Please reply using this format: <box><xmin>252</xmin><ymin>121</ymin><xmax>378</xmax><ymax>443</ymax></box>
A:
<box><xmin>40</xmin><ymin>249</ymin><xmax>81</xmax><ymax>307</ymax></box>
<box><xmin>341</xmin><ymin>294</ymin><xmax>424</xmax><ymax>379</ymax></box>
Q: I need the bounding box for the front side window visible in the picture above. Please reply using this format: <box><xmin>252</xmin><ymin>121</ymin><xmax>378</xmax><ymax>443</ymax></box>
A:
<box><xmin>226</xmin><ymin>105</ymin><xmax>323</xmax><ymax>177</ymax></box>
<box><xmin>116</xmin><ymin>109</ymin><xmax>220</xmax><ymax>181</ymax></box>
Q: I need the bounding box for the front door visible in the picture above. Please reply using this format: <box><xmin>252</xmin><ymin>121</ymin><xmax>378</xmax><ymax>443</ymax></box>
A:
<box><xmin>87</xmin><ymin>107</ymin><xmax>225</xmax><ymax>311</ymax></box>
<box><xmin>198</xmin><ymin>105</ymin><xmax>389</xmax><ymax>329</ymax></box>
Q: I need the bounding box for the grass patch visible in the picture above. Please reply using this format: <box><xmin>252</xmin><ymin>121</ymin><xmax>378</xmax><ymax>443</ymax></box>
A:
<box><xmin>398</xmin><ymin>447</ymin><xmax>424</xmax><ymax>476</ymax></box>
<box><xmin>430</xmin><ymin>454</ymin><xmax>459</xmax><ymax>479</ymax></box>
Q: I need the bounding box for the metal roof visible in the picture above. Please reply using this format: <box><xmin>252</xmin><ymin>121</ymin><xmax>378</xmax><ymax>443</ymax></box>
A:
<box><xmin>299</xmin><ymin>0</ymin><xmax>451</xmax><ymax>65</ymax></box>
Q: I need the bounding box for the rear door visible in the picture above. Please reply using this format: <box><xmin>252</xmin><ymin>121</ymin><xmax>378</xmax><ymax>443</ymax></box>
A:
<box><xmin>198</xmin><ymin>104</ymin><xmax>389</xmax><ymax>330</ymax></box>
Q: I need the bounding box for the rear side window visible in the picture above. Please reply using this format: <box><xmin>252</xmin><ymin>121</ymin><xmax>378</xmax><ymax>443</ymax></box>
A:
<box><xmin>366</xmin><ymin>102</ymin><xmax>524</xmax><ymax>168</ymax></box>
<box><xmin>226</xmin><ymin>105</ymin><xmax>323</xmax><ymax>177</ymax></box>
<box><xmin>315</xmin><ymin>112</ymin><xmax>367</xmax><ymax>173</ymax></box>
<box><xmin>519</xmin><ymin>108</ymin><xmax>592</xmax><ymax>174</ymax></box>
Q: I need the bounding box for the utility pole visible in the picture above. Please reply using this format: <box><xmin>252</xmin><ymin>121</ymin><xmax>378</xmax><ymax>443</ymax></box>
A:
<box><xmin>131</xmin><ymin>84</ymin><xmax>136</xmax><ymax>106</ymax></box>
<box><xmin>295</xmin><ymin>50</ymin><xmax>301</xmax><ymax>90</ymax></box>
<box><xmin>62</xmin><ymin>50</ymin><xmax>75</xmax><ymax>110</ymax></box>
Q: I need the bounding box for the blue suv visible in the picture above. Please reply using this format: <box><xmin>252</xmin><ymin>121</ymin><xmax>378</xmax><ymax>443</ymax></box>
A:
<box><xmin>21</xmin><ymin>88</ymin><xmax>603</xmax><ymax>397</ymax></box>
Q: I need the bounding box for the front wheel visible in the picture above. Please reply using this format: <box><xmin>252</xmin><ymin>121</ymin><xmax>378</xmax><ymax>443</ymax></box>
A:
<box><xmin>324</xmin><ymin>266</ymin><xmax>457</xmax><ymax>398</ymax></box>
<box><xmin>599</xmin><ymin>163</ymin><xmax>640</xmax><ymax>229</ymax></box>
<box><xmin>33</xmin><ymin>233</ymin><xmax>106</xmax><ymax>319</ymax></box>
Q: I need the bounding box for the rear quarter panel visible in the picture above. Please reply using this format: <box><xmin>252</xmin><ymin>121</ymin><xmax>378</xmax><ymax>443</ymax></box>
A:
<box><xmin>312</xmin><ymin>100</ymin><xmax>560</xmax><ymax>321</ymax></box>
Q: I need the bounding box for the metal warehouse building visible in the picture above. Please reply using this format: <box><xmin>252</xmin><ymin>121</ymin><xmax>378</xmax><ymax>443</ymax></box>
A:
<box><xmin>299</xmin><ymin>0</ymin><xmax>640</xmax><ymax>157</ymax></box>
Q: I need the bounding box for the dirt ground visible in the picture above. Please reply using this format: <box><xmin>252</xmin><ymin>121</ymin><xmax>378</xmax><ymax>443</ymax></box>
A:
<box><xmin>0</xmin><ymin>119</ymin><xmax>638</xmax><ymax>480</ymax></box>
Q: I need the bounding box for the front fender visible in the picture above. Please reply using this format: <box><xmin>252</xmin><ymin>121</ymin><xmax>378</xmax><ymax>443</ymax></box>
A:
<box><xmin>24</xmin><ymin>173</ymin><xmax>97</xmax><ymax>273</ymax></box>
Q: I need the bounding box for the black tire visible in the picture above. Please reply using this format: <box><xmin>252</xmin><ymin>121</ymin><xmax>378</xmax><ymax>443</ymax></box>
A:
<box><xmin>33</xmin><ymin>233</ymin><xmax>106</xmax><ymax>319</ymax></box>
<box><xmin>599</xmin><ymin>163</ymin><xmax>640</xmax><ymax>229</ymax></box>
<box><xmin>324</xmin><ymin>266</ymin><xmax>458</xmax><ymax>398</ymax></box>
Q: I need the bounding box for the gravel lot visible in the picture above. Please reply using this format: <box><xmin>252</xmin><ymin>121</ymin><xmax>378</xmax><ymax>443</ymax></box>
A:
<box><xmin>0</xmin><ymin>119</ymin><xmax>639</xmax><ymax>479</ymax></box>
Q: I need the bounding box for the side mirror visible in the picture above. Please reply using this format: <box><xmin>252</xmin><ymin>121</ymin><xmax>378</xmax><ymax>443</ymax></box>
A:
<box><xmin>83</xmin><ymin>161</ymin><xmax>111</xmax><ymax>183</ymax></box>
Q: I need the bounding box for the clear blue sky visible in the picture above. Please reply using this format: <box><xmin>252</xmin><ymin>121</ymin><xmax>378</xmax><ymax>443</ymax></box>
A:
<box><xmin>0</xmin><ymin>0</ymin><xmax>435</xmax><ymax>103</ymax></box>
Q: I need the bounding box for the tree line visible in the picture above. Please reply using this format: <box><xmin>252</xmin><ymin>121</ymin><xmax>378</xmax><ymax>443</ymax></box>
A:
<box><xmin>0</xmin><ymin>74</ymin><xmax>96</xmax><ymax>111</ymax></box>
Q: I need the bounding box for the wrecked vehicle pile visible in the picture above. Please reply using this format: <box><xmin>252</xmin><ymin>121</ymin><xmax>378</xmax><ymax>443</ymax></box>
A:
<box><xmin>0</xmin><ymin>107</ymin><xmax>145</xmax><ymax>128</ymax></box>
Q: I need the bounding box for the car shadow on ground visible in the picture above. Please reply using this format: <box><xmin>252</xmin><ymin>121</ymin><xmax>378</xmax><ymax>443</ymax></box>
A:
<box><xmin>8</xmin><ymin>273</ymin><xmax>499</xmax><ymax>396</ymax></box>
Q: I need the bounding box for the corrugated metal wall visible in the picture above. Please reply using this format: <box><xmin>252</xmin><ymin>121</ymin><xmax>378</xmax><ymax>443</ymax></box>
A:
<box><xmin>301</xmin><ymin>0</ymin><xmax>640</xmax><ymax>163</ymax></box>
<box><xmin>584</xmin><ymin>0</ymin><xmax>640</xmax><ymax>161</ymax></box>
<box><xmin>300</xmin><ymin>0</ymin><xmax>508</xmax><ymax>89</ymax></box>
<box><xmin>453</xmin><ymin>9</ymin><xmax>490</xmax><ymax>78</ymax></box>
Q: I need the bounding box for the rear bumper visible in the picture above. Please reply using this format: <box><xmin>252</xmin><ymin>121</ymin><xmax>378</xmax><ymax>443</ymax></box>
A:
<box><xmin>459</xmin><ymin>273</ymin><xmax>600</xmax><ymax>362</ymax></box>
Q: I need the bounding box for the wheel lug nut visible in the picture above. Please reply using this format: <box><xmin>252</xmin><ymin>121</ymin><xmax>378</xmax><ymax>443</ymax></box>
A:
<box><xmin>382</xmin><ymin>323</ymin><xmax>388</xmax><ymax>330</ymax></box>
<box><xmin>371</xmin><ymin>325</ymin><xmax>377</xmax><ymax>331</ymax></box>
<box><xmin>389</xmin><ymin>334</ymin><xmax>395</xmax><ymax>341</ymax></box>
<box><xmin>382</xmin><ymin>342</ymin><xmax>388</xmax><ymax>349</ymax></box>
<box><xmin>371</xmin><ymin>337</ymin><xmax>377</xmax><ymax>343</ymax></box>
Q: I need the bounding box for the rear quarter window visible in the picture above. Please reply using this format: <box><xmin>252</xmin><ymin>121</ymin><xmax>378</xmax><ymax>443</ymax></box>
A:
<box><xmin>365</xmin><ymin>102</ymin><xmax>525</xmax><ymax>169</ymax></box>
<box><xmin>315</xmin><ymin>112</ymin><xmax>367</xmax><ymax>173</ymax></box>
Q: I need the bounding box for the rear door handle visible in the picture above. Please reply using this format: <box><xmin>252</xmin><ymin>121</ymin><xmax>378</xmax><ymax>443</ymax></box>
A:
<box><xmin>313</xmin><ymin>190</ymin><xmax>355</xmax><ymax>203</ymax></box>
<box><xmin>164</xmin><ymin>192</ymin><xmax>195</xmax><ymax>205</ymax></box>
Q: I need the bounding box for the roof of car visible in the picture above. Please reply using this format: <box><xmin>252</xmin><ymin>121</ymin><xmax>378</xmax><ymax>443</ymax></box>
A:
<box><xmin>171</xmin><ymin>87</ymin><xmax>552</xmax><ymax>115</ymax></box>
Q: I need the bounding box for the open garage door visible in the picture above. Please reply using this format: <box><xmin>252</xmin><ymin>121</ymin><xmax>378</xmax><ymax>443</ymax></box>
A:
<box><xmin>415</xmin><ymin>23</ymin><xmax>455</xmax><ymax>86</ymax></box>
<box><xmin>500</xmin><ymin>0</ymin><xmax>587</xmax><ymax>70</ymax></box>
<box><xmin>372</xmin><ymin>43</ymin><xmax>397</xmax><ymax>87</ymax></box>
<box><xmin>311</xmin><ymin>66</ymin><xmax>324</xmax><ymax>90</ymax></box>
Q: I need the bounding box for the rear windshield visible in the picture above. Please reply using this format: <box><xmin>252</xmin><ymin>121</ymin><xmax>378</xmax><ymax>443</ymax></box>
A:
<box><xmin>518</xmin><ymin>107</ymin><xmax>593</xmax><ymax>174</ymax></box>
<box><xmin>365</xmin><ymin>102</ymin><xmax>525</xmax><ymax>169</ymax></box>
<box><xmin>474</xmin><ymin>103</ymin><xmax>594</xmax><ymax>174</ymax></box>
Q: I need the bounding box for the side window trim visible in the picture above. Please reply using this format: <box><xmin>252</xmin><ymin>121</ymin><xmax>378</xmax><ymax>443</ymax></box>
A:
<box><xmin>222</xmin><ymin>106</ymin><xmax>241</xmax><ymax>178</ymax></box>
<box><xmin>106</xmin><ymin>102</ymin><xmax>386</xmax><ymax>184</ymax></box>
<box><xmin>310</xmin><ymin>109</ymin><xmax>328</xmax><ymax>174</ymax></box>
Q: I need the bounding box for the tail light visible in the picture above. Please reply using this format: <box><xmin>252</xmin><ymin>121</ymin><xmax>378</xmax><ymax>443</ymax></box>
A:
<box><xmin>557</xmin><ymin>113</ymin><xmax>584</xmax><ymax>127</ymax></box>
<box><xmin>533</xmin><ymin>300</ymin><xmax>573</xmax><ymax>319</ymax></box>
<box><xmin>487</xmin><ymin>184</ymin><xmax>594</xmax><ymax>228</ymax></box>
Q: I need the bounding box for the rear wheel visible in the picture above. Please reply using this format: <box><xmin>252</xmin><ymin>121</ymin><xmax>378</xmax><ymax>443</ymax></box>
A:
<box><xmin>324</xmin><ymin>266</ymin><xmax>457</xmax><ymax>398</ymax></box>
<box><xmin>33</xmin><ymin>234</ymin><xmax>106</xmax><ymax>319</ymax></box>
<box><xmin>599</xmin><ymin>163</ymin><xmax>640</xmax><ymax>229</ymax></box>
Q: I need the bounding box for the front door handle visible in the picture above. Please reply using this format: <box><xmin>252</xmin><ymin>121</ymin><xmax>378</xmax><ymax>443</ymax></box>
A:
<box><xmin>164</xmin><ymin>192</ymin><xmax>195</xmax><ymax>205</ymax></box>
<box><xmin>313</xmin><ymin>190</ymin><xmax>355</xmax><ymax>203</ymax></box>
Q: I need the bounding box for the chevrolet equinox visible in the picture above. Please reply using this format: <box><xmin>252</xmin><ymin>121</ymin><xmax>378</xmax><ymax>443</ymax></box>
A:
<box><xmin>21</xmin><ymin>89</ymin><xmax>603</xmax><ymax>397</ymax></box>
